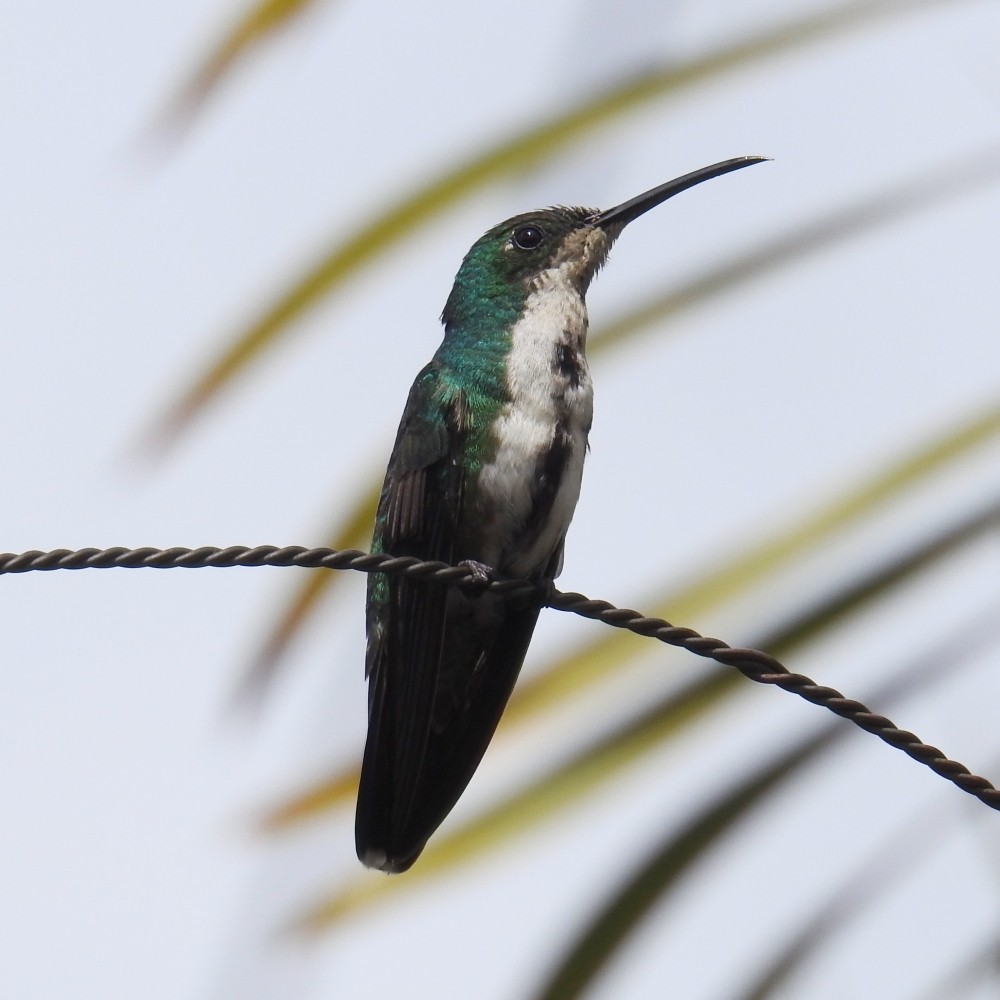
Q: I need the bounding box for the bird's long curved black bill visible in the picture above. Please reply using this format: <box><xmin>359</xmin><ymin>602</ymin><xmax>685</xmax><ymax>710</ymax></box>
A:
<box><xmin>595</xmin><ymin>155</ymin><xmax>770</xmax><ymax>229</ymax></box>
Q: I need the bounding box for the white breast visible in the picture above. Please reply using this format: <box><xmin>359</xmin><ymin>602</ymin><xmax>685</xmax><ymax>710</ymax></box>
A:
<box><xmin>475</xmin><ymin>272</ymin><xmax>594</xmax><ymax>578</ymax></box>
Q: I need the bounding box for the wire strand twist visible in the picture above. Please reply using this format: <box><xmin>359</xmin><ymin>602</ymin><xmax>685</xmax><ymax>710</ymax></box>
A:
<box><xmin>2</xmin><ymin>544</ymin><xmax>997</xmax><ymax>811</ymax></box>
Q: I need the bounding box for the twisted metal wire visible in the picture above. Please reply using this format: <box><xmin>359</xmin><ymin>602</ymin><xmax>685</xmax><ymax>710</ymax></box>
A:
<box><xmin>3</xmin><ymin>544</ymin><xmax>998</xmax><ymax>813</ymax></box>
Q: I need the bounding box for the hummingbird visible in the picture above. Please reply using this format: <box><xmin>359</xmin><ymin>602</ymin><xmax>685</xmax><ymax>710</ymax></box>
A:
<box><xmin>358</xmin><ymin>155</ymin><xmax>768</xmax><ymax>872</ymax></box>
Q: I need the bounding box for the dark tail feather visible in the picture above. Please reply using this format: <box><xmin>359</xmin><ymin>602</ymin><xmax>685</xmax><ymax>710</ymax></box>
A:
<box><xmin>356</xmin><ymin>598</ymin><xmax>541</xmax><ymax>873</ymax></box>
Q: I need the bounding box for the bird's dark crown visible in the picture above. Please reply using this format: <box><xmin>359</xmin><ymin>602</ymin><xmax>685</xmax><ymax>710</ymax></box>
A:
<box><xmin>441</xmin><ymin>206</ymin><xmax>604</xmax><ymax>332</ymax></box>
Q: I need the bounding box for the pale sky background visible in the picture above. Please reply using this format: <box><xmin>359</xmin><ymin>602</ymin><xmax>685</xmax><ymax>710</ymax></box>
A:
<box><xmin>2</xmin><ymin>1</ymin><xmax>1000</xmax><ymax>998</ymax></box>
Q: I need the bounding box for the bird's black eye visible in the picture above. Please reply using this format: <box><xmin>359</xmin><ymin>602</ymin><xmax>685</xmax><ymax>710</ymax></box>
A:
<box><xmin>512</xmin><ymin>225</ymin><xmax>545</xmax><ymax>251</ymax></box>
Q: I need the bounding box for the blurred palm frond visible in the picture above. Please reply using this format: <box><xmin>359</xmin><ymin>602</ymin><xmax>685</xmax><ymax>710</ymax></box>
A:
<box><xmin>149</xmin><ymin>0</ymin><xmax>947</xmax><ymax>451</ymax></box>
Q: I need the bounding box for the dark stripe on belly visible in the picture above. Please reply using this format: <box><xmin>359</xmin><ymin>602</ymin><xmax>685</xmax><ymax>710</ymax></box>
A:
<box><xmin>554</xmin><ymin>341</ymin><xmax>584</xmax><ymax>389</ymax></box>
<box><xmin>517</xmin><ymin>426</ymin><xmax>573</xmax><ymax>571</ymax></box>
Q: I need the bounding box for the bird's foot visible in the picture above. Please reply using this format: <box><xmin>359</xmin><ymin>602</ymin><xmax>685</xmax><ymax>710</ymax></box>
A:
<box><xmin>457</xmin><ymin>559</ymin><xmax>494</xmax><ymax>595</ymax></box>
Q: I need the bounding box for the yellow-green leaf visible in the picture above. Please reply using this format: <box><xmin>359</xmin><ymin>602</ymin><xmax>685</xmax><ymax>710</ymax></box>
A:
<box><xmin>158</xmin><ymin>0</ymin><xmax>324</xmax><ymax>138</ymax></box>
<box><xmin>528</xmin><ymin>615</ymin><xmax>998</xmax><ymax>1000</ymax></box>
<box><xmin>151</xmin><ymin>0</ymin><xmax>943</xmax><ymax>450</ymax></box>
<box><xmin>234</xmin><ymin>479</ymin><xmax>380</xmax><ymax>705</ymax></box>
